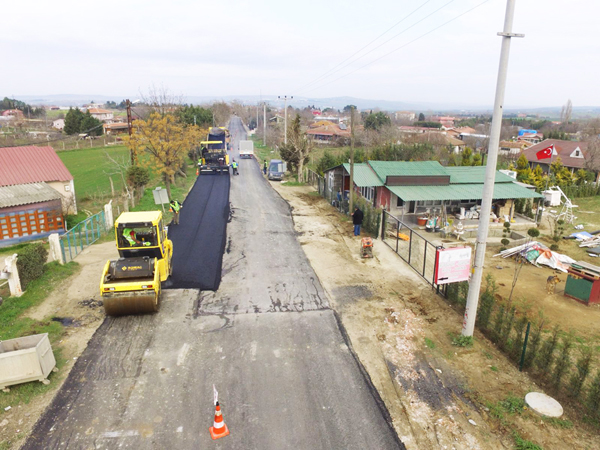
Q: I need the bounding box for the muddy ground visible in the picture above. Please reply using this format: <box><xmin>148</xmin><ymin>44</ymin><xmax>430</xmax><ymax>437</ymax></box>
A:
<box><xmin>272</xmin><ymin>183</ymin><xmax>600</xmax><ymax>450</ymax></box>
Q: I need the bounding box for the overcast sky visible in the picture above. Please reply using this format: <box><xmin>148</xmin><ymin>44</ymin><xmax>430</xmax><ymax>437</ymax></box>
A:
<box><xmin>2</xmin><ymin>0</ymin><xmax>599</xmax><ymax>108</ymax></box>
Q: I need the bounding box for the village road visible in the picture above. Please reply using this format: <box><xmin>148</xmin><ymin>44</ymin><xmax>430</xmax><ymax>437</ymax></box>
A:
<box><xmin>23</xmin><ymin>117</ymin><xmax>404</xmax><ymax>449</ymax></box>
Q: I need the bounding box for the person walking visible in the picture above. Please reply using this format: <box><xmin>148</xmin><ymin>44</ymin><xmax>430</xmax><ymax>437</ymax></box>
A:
<box><xmin>263</xmin><ymin>160</ymin><xmax>268</xmax><ymax>175</ymax></box>
<box><xmin>351</xmin><ymin>206</ymin><xmax>364</xmax><ymax>236</ymax></box>
<box><xmin>231</xmin><ymin>159</ymin><xmax>239</xmax><ymax>175</ymax></box>
<box><xmin>170</xmin><ymin>199</ymin><xmax>182</xmax><ymax>225</ymax></box>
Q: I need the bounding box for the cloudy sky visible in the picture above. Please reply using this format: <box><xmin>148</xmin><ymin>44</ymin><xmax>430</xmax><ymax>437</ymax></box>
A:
<box><xmin>2</xmin><ymin>0</ymin><xmax>598</xmax><ymax>108</ymax></box>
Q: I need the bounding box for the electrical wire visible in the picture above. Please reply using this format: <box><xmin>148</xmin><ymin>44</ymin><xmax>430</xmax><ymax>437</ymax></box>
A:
<box><xmin>293</xmin><ymin>0</ymin><xmax>436</xmax><ymax>93</ymax></box>
<box><xmin>300</xmin><ymin>0</ymin><xmax>493</xmax><ymax>95</ymax></box>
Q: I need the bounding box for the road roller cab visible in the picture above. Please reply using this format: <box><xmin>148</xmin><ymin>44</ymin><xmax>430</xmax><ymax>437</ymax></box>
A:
<box><xmin>100</xmin><ymin>211</ymin><xmax>173</xmax><ymax>316</ymax></box>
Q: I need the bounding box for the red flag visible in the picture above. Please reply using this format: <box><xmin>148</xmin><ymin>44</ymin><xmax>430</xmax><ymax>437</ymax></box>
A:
<box><xmin>535</xmin><ymin>144</ymin><xmax>554</xmax><ymax>160</ymax></box>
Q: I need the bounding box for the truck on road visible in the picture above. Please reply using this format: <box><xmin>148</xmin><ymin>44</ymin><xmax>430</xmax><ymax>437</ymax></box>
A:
<box><xmin>239</xmin><ymin>140</ymin><xmax>254</xmax><ymax>159</ymax></box>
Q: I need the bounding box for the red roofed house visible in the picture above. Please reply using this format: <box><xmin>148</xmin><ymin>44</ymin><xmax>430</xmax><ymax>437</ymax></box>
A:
<box><xmin>521</xmin><ymin>139</ymin><xmax>600</xmax><ymax>182</ymax></box>
<box><xmin>306</xmin><ymin>121</ymin><xmax>351</xmax><ymax>144</ymax></box>
<box><xmin>87</xmin><ymin>107</ymin><xmax>114</xmax><ymax>122</ymax></box>
<box><xmin>0</xmin><ymin>146</ymin><xmax>76</xmax><ymax>246</ymax></box>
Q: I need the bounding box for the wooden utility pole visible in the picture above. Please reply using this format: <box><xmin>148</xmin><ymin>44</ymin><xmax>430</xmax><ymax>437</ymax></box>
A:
<box><xmin>349</xmin><ymin>106</ymin><xmax>355</xmax><ymax>213</ymax></box>
<box><xmin>263</xmin><ymin>103</ymin><xmax>266</xmax><ymax>146</ymax></box>
<box><xmin>126</xmin><ymin>99</ymin><xmax>135</xmax><ymax>165</ymax></box>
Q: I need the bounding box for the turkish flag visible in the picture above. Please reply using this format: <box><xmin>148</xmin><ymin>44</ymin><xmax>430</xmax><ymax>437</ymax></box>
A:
<box><xmin>535</xmin><ymin>144</ymin><xmax>554</xmax><ymax>160</ymax></box>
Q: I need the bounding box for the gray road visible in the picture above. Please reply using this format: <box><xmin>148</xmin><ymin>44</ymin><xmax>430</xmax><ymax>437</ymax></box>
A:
<box><xmin>24</xmin><ymin>118</ymin><xmax>403</xmax><ymax>449</ymax></box>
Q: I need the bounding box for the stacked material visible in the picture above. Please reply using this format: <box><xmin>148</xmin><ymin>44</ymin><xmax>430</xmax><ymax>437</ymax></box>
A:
<box><xmin>494</xmin><ymin>241</ymin><xmax>576</xmax><ymax>273</ymax></box>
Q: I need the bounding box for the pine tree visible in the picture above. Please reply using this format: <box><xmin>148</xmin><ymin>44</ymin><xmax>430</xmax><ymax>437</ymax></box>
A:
<box><xmin>64</xmin><ymin>107</ymin><xmax>84</xmax><ymax>135</ymax></box>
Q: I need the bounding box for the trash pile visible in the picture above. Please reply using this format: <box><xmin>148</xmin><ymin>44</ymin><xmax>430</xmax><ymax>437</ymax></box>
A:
<box><xmin>494</xmin><ymin>241</ymin><xmax>576</xmax><ymax>272</ymax></box>
<box><xmin>565</xmin><ymin>230</ymin><xmax>600</xmax><ymax>257</ymax></box>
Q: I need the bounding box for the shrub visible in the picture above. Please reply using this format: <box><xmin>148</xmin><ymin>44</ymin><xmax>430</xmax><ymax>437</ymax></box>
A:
<box><xmin>552</xmin><ymin>335</ymin><xmax>573</xmax><ymax>390</ymax></box>
<box><xmin>587</xmin><ymin>370</ymin><xmax>600</xmax><ymax>416</ymax></box>
<box><xmin>569</xmin><ymin>347</ymin><xmax>593</xmax><ymax>399</ymax></box>
<box><xmin>452</xmin><ymin>334</ymin><xmax>473</xmax><ymax>347</ymax></box>
<box><xmin>537</xmin><ymin>325</ymin><xmax>560</xmax><ymax>374</ymax></box>
<box><xmin>523</xmin><ymin>319</ymin><xmax>545</xmax><ymax>370</ymax></box>
<box><xmin>527</xmin><ymin>228</ymin><xmax>540</xmax><ymax>239</ymax></box>
<box><xmin>16</xmin><ymin>244</ymin><xmax>48</xmax><ymax>290</ymax></box>
<box><xmin>477</xmin><ymin>275</ymin><xmax>497</xmax><ymax>330</ymax></box>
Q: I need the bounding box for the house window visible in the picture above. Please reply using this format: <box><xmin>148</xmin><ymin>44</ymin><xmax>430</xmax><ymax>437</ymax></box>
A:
<box><xmin>396</xmin><ymin>196</ymin><xmax>404</xmax><ymax>207</ymax></box>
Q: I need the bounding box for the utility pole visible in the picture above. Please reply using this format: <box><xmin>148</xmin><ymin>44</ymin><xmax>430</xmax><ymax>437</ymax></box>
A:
<box><xmin>256</xmin><ymin>103</ymin><xmax>259</xmax><ymax>133</ymax></box>
<box><xmin>462</xmin><ymin>0</ymin><xmax>524</xmax><ymax>337</ymax></box>
<box><xmin>263</xmin><ymin>102</ymin><xmax>266</xmax><ymax>146</ymax></box>
<box><xmin>349</xmin><ymin>107</ymin><xmax>355</xmax><ymax>212</ymax></box>
<box><xmin>126</xmin><ymin>99</ymin><xmax>135</xmax><ymax>165</ymax></box>
<box><xmin>278</xmin><ymin>95</ymin><xmax>293</xmax><ymax>145</ymax></box>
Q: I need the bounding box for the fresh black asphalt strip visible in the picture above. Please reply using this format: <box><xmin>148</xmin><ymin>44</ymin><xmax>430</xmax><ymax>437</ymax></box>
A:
<box><xmin>164</xmin><ymin>173</ymin><xmax>230</xmax><ymax>291</ymax></box>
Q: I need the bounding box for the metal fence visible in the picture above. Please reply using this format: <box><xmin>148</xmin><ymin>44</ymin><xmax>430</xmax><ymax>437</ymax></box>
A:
<box><xmin>60</xmin><ymin>210</ymin><xmax>108</xmax><ymax>263</ymax></box>
<box><xmin>307</xmin><ymin>169</ymin><xmax>350</xmax><ymax>215</ymax></box>
<box><xmin>381</xmin><ymin>210</ymin><xmax>446</xmax><ymax>296</ymax></box>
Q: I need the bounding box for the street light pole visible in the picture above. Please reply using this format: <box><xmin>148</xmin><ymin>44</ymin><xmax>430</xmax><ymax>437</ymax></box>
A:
<box><xmin>462</xmin><ymin>0</ymin><xmax>524</xmax><ymax>337</ymax></box>
<box><xmin>263</xmin><ymin>102</ymin><xmax>266</xmax><ymax>146</ymax></box>
<box><xmin>278</xmin><ymin>95</ymin><xmax>293</xmax><ymax>145</ymax></box>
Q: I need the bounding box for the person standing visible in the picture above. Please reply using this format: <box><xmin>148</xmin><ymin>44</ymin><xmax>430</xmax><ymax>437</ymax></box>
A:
<box><xmin>263</xmin><ymin>160</ymin><xmax>268</xmax><ymax>175</ymax></box>
<box><xmin>170</xmin><ymin>199</ymin><xmax>182</xmax><ymax>225</ymax></box>
<box><xmin>351</xmin><ymin>206</ymin><xmax>364</xmax><ymax>236</ymax></box>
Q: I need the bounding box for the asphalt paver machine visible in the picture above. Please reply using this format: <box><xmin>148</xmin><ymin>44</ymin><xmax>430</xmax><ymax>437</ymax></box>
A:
<box><xmin>100</xmin><ymin>211</ymin><xmax>173</xmax><ymax>316</ymax></box>
<box><xmin>198</xmin><ymin>127</ymin><xmax>230</xmax><ymax>174</ymax></box>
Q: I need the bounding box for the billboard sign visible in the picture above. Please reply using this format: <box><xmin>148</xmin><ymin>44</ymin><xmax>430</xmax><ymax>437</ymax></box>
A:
<box><xmin>434</xmin><ymin>246</ymin><xmax>472</xmax><ymax>284</ymax></box>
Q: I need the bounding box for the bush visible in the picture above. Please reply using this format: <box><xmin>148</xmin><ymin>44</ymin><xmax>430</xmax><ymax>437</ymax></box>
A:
<box><xmin>16</xmin><ymin>244</ymin><xmax>48</xmax><ymax>290</ymax></box>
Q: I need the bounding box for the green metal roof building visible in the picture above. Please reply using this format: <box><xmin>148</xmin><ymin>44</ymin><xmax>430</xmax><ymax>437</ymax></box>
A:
<box><xmin>323</xmin><ymin>160</ymin><xmax>542</xmax><ymax>220</ymax></box>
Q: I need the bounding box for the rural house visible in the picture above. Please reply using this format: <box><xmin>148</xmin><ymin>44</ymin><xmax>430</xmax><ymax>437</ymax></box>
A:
<box><xmin>0</xmin><ymin>146</ymin><xmax>77</xmax><ymax>215</ymax></box>
<box><xmin>324</xmin><ymin>161</ymin><xmax>542</xmax><ymax>224</ymax></box>
<box><xmin>522</xmin><ymin>139</ymin><xmax>600</xmax><ymax>181</ymax></box>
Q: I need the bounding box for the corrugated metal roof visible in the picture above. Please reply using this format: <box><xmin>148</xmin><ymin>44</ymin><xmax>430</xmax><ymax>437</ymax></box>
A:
<box><xmin>0</xmin><ymin>182</ymin><xmax>61</xmax><ymax>208</ymax></box>
<box><xmin>0</xmin><ymin>146</ymin><xmax>73</xmax><ymax>187</ymax></box>
<box><xmin>387</xmin><ymin>182</ymin><xmax>543</xmax><ymax>202</ymax></box>
<box><xmin>445</xmin><ymin>166</ymin><xmax>516</xmax><ymax>184</ymax></box>
<box><xmin>342</xmin><ymin>163</ymin><xmax>384</xmax><ymax>187</ymax></box>
<box><xmin>368</xmin><ymin>160</ymin><xmax>448</xmax><ymax>182</ymax></box>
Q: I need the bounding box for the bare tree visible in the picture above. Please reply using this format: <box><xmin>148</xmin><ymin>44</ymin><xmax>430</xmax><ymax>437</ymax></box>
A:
<box><xmin>140</xmin><ymin>84</ymin><xmax>183</xmax><ymax>116</ymax></box>
<box><xmin>211</xmin><ymin>102</ymin><xmax>231</xmax><ymax>127</ymax></box>
<box><xmin>103</xmin><ymin>150</ymin><xmax>135</xmax><ymax>207</ymax></box>
<box><xmin>560</xmin><ymin>99</ymin><xmax>573</xmax><ymax>125</ymax></box>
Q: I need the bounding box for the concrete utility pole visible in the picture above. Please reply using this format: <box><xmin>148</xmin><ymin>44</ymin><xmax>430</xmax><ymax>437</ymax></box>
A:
<box><xmin>462</xmin><ymin>0</ymin><xmax>524</xmax><ymax>337</ymax></box>
<box><xmin>349</xmin><ymin>107</ymin><xmax>355</xmax><ymax>212</ymax></box>
<box><xmin>278</xmin><ymin>95</ymin><xmax>293</xmax><ymax>145</ymax></box>
<box><xmin>263</xmin><ymin>103</ymin><xmax>266</xmax><ymax>146</ymax></box>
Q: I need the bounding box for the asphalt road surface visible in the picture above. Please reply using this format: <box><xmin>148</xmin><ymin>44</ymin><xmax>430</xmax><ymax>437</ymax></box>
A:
<box><xmin>24</xmin><ymin>117</ymin><xmax>404</xmax><ymax>449</ymax></box>
<box><xmin>166</xmin><ymin>174</ymin><xmax>230</xmax><ymax>291</ymax></box>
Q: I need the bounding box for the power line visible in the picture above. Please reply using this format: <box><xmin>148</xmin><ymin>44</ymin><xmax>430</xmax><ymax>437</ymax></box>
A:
<box><xmin>293</xmin><ymin>0</ymin><xmax>436</xmax><ymax>93</ymax></box>
<box><xmin>300</xmin><ymin>0</ymin><xmax>493</xmax><ymax>95</ymax></box>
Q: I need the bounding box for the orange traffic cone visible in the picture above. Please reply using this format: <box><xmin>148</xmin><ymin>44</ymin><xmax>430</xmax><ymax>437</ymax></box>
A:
<box><xmin>196</xmin><ymin>168</ymin><xmax>199</xmax><ymax>176</ymax></box>
<box><xmin>209</xmin><ymin>401</ymin><xmax>230</xmax><ymax>440</ymax></box>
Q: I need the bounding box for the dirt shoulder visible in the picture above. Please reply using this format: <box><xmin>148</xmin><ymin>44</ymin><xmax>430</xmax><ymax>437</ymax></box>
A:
<box><xmin>272</xmin><ymin>183</ymin><xmax>600</xmax><ymax>450</ymax></box>
<box><xmin>0</xmin><ymin>242</ymin><xmax>116</xmax><ymax>450</ymax></box>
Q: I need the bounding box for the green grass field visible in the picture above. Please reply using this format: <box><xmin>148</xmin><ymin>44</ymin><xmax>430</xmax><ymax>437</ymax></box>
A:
<box><xmin>57</xmin><ymin>145</ymin><xmax>129</xmax><ymax>201</ymax></box>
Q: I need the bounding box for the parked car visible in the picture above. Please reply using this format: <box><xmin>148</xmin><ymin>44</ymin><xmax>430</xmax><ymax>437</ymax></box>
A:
<box><xmin>268</xmin><ymin>159</ymin><xmax>286</xmax><ymax>181</ymax></box>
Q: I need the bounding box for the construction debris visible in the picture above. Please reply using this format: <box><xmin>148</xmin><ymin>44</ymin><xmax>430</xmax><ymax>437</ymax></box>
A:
<box><xmin>494</xmin><ymin>241</ymin><xmax>576</xmax><ymax>273</ymax></box>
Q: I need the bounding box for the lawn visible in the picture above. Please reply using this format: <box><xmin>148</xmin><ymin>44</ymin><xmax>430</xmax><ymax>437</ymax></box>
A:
<box><xmin>57</xmin><ymin>145</ymin><xmax>129</xmax><ymax>201</ymax></box>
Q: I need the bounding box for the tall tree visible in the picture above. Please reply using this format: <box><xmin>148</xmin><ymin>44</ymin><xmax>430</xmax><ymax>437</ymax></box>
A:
<box><xmin>364</xmin><ymin>112</ymin><xmax>391</xmax><ymax>130</ymax></box>
<box><xmin>64</xmin><ymin>107</ymin><xmax>84</xmax><ymax>135</ymax></box>
<box><xmin>279</xmin><ymin>114</ymin><xmax>312</xmax><ymax>182</ymax></box>
<box><xmin>418</xmin><ymin>112</ymin><xmax>425</xmax><ymax>122</ymax></box>
<box><xmin>124</xmin><ymin>113</ymin><xmax>196</xmax><ymax>197</ymax></box>
<box><xmin>80</xmin><ymin>111</ymin><xmax>103</xmax><ymax>135</ymax></box>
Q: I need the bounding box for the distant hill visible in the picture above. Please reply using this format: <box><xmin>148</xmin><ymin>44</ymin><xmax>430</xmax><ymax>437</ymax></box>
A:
<box><xmin>7</xmin><ymin>94</ymin><xmax>600</xmax><ymax>118</ymax></box>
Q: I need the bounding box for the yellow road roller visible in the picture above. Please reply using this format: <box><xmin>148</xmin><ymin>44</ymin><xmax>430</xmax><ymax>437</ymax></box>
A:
<box><xmin>100</xmin><ymin>211</ymin><xmax>173</xmax><ymax>316</ymax></box>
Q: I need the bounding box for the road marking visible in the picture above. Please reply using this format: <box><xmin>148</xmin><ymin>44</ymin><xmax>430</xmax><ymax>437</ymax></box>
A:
<box><xmin>250</xmin><ymin>341</ymin><xmax>257</xmax><ymax>361</ymax></box>
<box><xmin>99</xmin><ymin>430</ymin><xmax>140</xmax><ymax>438</ymax></box>
<box><xmin>176</xmin><ymin>343</ymin><xmax>191</xmax><ymax>366</ymax></box>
